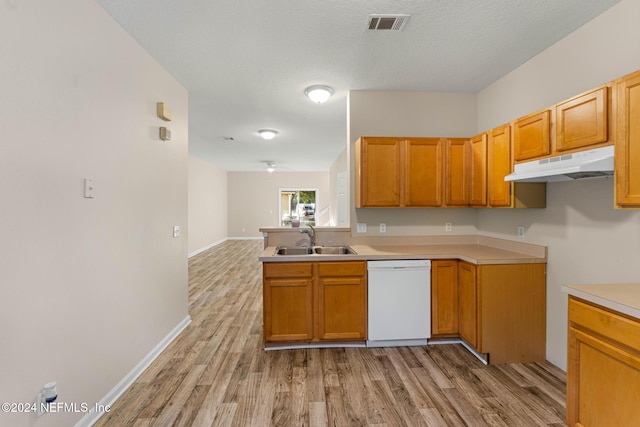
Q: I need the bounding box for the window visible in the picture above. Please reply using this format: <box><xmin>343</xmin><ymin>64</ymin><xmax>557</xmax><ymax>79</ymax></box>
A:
<box><xmin>279</xmin><ymin>188</ymin><xmax>317</xmax><ymax>227</ymax></box>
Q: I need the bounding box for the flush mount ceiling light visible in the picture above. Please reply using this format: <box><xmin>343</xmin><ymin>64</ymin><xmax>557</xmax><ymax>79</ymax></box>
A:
<box><xmin>258</xmin><ymin>129</ymin><xmax>278</xmax><ymax>140</ymax></box>
<box><xmin>304</xmin><ymin>85</ymin><xmax>334</xmax><ymax>104</ymax></box>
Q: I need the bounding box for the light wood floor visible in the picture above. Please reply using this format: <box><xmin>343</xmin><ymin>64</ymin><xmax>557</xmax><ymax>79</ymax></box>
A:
<box><xmin>95</xmin><ymin>239</ymin><xmax>567</xmax><ymax>426</ymax></box>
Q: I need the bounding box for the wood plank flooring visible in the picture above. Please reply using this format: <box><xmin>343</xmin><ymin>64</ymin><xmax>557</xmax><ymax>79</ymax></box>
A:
<box><xmin>95</xmin><ymin>240</ymin><xmax>567</xmax><ymax>426</ymax></box>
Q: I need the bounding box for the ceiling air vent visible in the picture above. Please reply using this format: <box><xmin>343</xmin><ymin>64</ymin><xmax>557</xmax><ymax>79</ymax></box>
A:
<box><xmin>367</xmin><ymin>14</ymin><xmax>410</xmax><ymax>31</ymax></box>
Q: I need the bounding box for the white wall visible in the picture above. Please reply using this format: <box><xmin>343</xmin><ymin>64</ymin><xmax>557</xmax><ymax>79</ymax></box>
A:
<box><xmin>329</xmin><ymin>147</ymin><xmax>348</xmax><ymax>226</ymax></box>
<box><xmin>188</xmin><ymin>155</ymin><xmax>228</xmax><ymax>255</ymax></box>
<box><xmin>477</xmin><ymin>0</ymin><xmax>640</xmax><ymax>370</ymax></box>
<box><xmin>227</xmin><ymin>171</ymin><xmax>331</xmax><ymax>237</ymax></box>
<box><xmin>348</xmin><ymin>91</ymin><xmax>480</xmax><ymax>236</ymax></box>
<box><xmin>0</xmin><ymin>2</ymin><xmax>189</xmax><ymax>426</ymax></box>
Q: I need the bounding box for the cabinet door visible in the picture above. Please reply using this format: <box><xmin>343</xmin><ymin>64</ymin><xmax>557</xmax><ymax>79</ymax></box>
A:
<box><xmin>263</xmin><ymin>263</ymin><xmax>313</xmax><ymax>342</ymax></box>
<box><xmin>488</xmin><ymin>124</ymin><xmax>512</xmax><ymax>207</ymax></box>
<box><xmin>615</xmin><ymin>70</ymin><xmax>640</xmax><ymax>207</ymax></box>
<box><xmin>513</xmin><ymin>110</ymin><xmax>551</xmax><ymax>161</ymax></box>
<box><xmin>556</xmin><ymin>86</ymin><xmax>608</xmax><ymax>152</ymax></box>
<box><xmin>317</xmin><ymin>262</ymin><xmax>367</xmax><ymax>341</ymax></box>
<box><xmin>405</xmin><ymin>138</ymin><xmax>442</xmax><ymax>206</ymax></box>
<box><xmin>431</xmin><ymin>260</ymin><xmax>459</xmax><ymax>336</ymax></box>
<box><xmin>444</xmin><ymin>138</ymin><xmax>470</xmax><ymax>207</ymax></box>
<box><xmin>356</xmin><ymin>137</ymin><xmax>403</xmax><ymax>207</ymax></box>
<box><xmin>470</xmin><ymin>133</ymin><xmax>488</xmax><ymax>207</ymax></box>
<box><xmin>458</xmin><ymin>261</ymin><xmax>477</xmax><ymax>350</ymax></box>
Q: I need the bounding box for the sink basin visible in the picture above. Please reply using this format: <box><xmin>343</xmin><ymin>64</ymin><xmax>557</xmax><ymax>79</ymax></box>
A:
<box><xmin>273</xmin><ymin>246</ymin><xmax>357</xmax><ymax>256</ymax></box>
<box><xmin>313</xmin><ymin>246</ymin><xmax>356</xmax><ymax>255</ymax></box>
<box><xmin>274</xmin><ymin>246</ymin><xmax>314</xmax><ymax>255</ymax></box>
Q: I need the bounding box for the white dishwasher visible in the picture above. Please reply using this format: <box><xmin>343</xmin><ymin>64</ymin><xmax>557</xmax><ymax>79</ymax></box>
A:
<box><xmin>367</xmin><ymin>260</ymin><xmax>431</xmax><ymax>347</ymax></box>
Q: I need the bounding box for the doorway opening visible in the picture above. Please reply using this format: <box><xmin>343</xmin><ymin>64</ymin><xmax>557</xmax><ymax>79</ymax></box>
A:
<box><xmin>279</xmin><ymin>189</ymin><xmax>317</xmax><ymax>227</ymax></box>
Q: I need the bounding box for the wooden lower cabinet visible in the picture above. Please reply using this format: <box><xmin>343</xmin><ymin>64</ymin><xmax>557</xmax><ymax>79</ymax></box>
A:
<box><xmin>317</xmin><ymin>262</ymin><xmax>367</xmax><ymax>341</ymax></box>
<box><xmin>263</xmin><ymin>261</ymin><xmax>367</xmax><ymax>344</ymax></box>
<box><xmin>477</xmin><ymin>263</ymin><xmax>546</xmax><ymax>363</ymax></box>
<box><xmin>567</xmin><ymin>297</ymin><xmax>640</xmax><ymax>426</ymax></box>
<box><xmin>263</xmin><ymin>262</ymin><xmax>313</xmax><ymax>342</ymax></box>
<box><xmin>458</xmin><ymin>261</ymin><xmax>478</xmax><ymax>349</ymax></box>
<box><xmin>431</xmin><ymin>260</ymin><xmax>459</xmax><ymax>337</ymax></box>
<box><xmin>432</xmin><ymin>260</ymin><xmax>546</xmax><ymax>364</ymax></box>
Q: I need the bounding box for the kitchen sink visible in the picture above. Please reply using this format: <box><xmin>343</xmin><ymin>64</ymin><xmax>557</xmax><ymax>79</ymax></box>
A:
<box><xmin>313</xmin><ymin>246</ymin><xmax>356</xmax><ymax>255</ymax></box>
<box><xmin>274</xmin><ymin>246</ymin><xmax>314</xmax><ymax>255</ymax></box>
<box><xmin>273</xmin><ymin>246</ymin><xmax>357</xmax><ymax>256</ymax></box>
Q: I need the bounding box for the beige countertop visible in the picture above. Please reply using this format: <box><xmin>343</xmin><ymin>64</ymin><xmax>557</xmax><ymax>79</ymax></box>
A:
<box><xmin>563</xmin><ymin>283</ymin><xmax>640</xmax><ymax>320</ymax></box>
<box><xmin>259</xmin><ymin>243</ymin><xmax>546</xmax><ymax>265</ymax></box>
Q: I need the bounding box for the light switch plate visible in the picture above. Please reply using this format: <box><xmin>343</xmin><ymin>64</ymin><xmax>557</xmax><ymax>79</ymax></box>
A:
<box><xmin>84</xmin><ymin>178</ymin><xmax>95</xmax><ymax>198</ymax></box>
<box><xmin>517</xmin><ymin>226</ymin><xmax>525</xmax><ymax>238</ymax></box>
<box><xmin>356</xmin><ymin>223</ymin><xmax>367</xmax><ymax>233</ymax></box>
<box><xmin>173</xmin><ymin>226</ymin><xmax>181</xmax><ymax>238</ymax></box>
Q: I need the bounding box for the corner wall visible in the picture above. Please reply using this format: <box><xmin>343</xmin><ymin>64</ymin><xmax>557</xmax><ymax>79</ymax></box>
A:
<box><xmin>188</xmin><ymin>155</ymin><xmax>228</xmax><ymax>255</ymax></box>
<box><xmin>477</xmin><ymin>0</ymin><xmax>640</xmax><ymax>369</ymax></box>
<box><xmin>0</xmin><ymin>1</ymin><xmax>189</xmax><ymax>425</ymax></box>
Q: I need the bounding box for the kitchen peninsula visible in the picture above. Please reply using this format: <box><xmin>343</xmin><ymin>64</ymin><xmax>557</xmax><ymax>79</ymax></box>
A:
<box><xmin>259</xmin><ymin>227</ymin><xmax>547</xmax><ymax>364</ymax></box>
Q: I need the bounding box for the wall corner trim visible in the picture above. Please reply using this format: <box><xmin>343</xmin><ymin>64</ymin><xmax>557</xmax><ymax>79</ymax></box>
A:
<box><xmin>74</xmin><ymin>316</ymin><xmax>192</xmax><ymax>427</ymax></box>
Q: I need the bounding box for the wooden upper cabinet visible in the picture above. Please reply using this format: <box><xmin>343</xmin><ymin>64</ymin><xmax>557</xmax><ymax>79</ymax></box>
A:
<box><xmin>356</xmin><ymin>137</ymin><xmax>443</xmax><ymax>207</ymax></box>
<box><xmin>488</xmin><ymin>124</ymin><xmax>512</xmax><ymax>207</ymax></box>
<box><xmin>513</xmin><ymin>110</ymin><xmax>551</xmax><ymax>161</ymax></box>
<box><xmin>444</xmin><ymin>138</ymin><xmax>470</xmax><ymax>207</ymax></box>
<box><xmin>470</xmin><ymin>133</ymin><xmax>488</xmax><ymax>207</ymax></box>
<box><xmin>405</xmin><ymin>138</ymin><xmax>443</xmax><ymax>207</ymax></box>
<box><xmin>615</xmin><ymin>70</ymin><xmax>640</xmax><ymax>208</ymax></box>
<box><xmin>355</xmin><ymin>137</ymin><xmax>403</xmax><ymax>207</ymax></box>
<box><xmin>556</xmin><ymin>86</ymin><xmax>608</xmax><ymax>152</ymax></box>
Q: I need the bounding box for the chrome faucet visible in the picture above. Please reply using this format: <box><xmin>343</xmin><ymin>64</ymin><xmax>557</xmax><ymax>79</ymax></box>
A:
<box><xmin>300</xmin><ymin>225</ymin><xmax>316</xmax><ymax>247</ymax></box>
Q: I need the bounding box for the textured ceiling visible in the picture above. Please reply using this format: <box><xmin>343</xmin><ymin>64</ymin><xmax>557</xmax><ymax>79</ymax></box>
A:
<box><xmin>95</xmin><ymin>0</ymin><xmax>620</xmax><ymax>172</ymax></box>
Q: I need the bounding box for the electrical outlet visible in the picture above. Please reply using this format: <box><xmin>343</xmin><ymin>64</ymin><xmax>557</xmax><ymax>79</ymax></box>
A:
<box><xmin>517</xmin><ymin>226</ymin><xmax>525</xmax><ymax>238</ymax></box>
<box><xmin>173</xmin><ymin>226</ymin><xmax>181</xmax><ymax>238</ymax></box>
<box><xmin>379</xmin><ymin>223</ymin><xmax>386</xmax><ymax>233</ymax></box>
<box><xmin>356</xmin><ymin>223</ymin><xmax>367</xmax><ymax>233</ymax></box>
<box><xmin>445</xmin><ymin>222</ymin><xmax>452</xmax><ymax>232</ymax></box>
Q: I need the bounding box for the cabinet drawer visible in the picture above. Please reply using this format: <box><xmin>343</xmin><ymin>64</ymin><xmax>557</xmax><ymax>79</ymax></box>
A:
<box><xmin>569</xmin><ymin>297</ymin><xmax>640</xmax><ymax>351</ymax></box>
<box><xmin>317</xmin><ymin>261</ymin><xmax>366</xmax><ymax>277</ymax></box>
<box><xmin>264</xmin><ymin>262</ymin><xmax>313</xmax><ymax>279</ymax></box>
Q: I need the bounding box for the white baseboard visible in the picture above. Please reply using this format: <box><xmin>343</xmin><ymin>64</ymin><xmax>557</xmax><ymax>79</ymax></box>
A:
<box><xmin>188</xmin><ymin>238</ymin><xmax>228</xmax><ymax>258</ymax></box>
<box><xmin>75</xmin><ymin>316</ymin><xmax>192</xmax><ymax>427</ymax></box>
<box><xmin>227</xmin><ymin>236</ymin><xmax>264</xmax><ymax>241</ymax></box>
<box><xmin>427</xmin><ymin>338</ymin><xmax>488</xmax><ymax>365</ymax></box>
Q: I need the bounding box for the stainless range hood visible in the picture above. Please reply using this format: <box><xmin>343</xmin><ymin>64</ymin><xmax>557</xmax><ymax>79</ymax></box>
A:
<box><xmin>504</xmin><ymin>145</ymin><xmax>614</xmax><ymax>183</ymax></box>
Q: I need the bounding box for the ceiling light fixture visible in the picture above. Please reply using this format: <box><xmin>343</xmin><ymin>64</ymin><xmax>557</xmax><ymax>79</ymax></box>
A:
<box><xmin>258</xmin><ymin>129</ymin><xmax>278</xmax><ymax>140</ymax></box>
<box><xmin>304</xmin><ymin>85</ymin><xmax>334</xmax><ymax>104</ymax></box>
<box><xmin>265</xmin><ymin>162</ymin><xmax>276</xmax><ymax>173</ymax></box>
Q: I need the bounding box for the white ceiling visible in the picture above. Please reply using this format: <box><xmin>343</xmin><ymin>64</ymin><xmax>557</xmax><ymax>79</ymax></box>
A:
<box><xmin>95</xmin><ymin>0</ymin><xmax>620</xmax><ymax>172</ymax></box>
